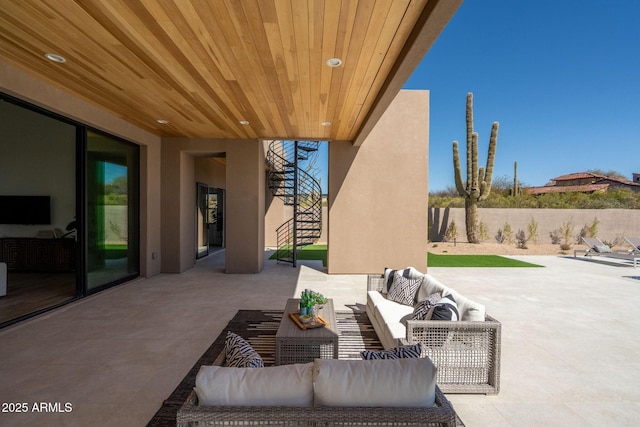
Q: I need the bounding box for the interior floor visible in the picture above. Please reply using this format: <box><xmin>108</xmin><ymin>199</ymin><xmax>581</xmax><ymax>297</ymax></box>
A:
<box><xmin>0</xmin><ymin>272</ymin><xmax>76</xmax><ymax>325</ymax></box>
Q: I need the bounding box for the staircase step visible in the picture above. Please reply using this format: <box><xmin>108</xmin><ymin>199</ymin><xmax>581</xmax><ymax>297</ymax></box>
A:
<box><xmin>298</xmin><ymin>146</ymin><xmax>318</xmax><ymax>152</ymax></box>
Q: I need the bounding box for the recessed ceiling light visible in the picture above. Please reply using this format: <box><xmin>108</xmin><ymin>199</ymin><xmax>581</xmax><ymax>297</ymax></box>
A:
<box><xmin>156</xmin><ymin>119</ymin><xmax>169</xmax><ymax>124</ymax></box>
<box><xmin>326</xmin><ymin>58</ymin><xmax>342</xmax><ymax>67</ymax></box>
<box><xmin>239</xmin><ymin>120</ymin><xmax>250</xmax><ymax>125</ymax></box>
<box><xmin>44</xmin><ymin>53</ymin><xmax>66</xmax><ymax>63</ymax></box>
<box><xmin>321</xmin><ymin>121</ymin><xmax>331</xmax><ymax>127</ymax></box>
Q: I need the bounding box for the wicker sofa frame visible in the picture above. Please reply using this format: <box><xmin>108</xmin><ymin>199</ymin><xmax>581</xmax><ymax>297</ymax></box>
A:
<box><xmin>177</xmin><ymin>353</ymin><xmax>457</xmax><ymax>426</ymax></box>
<box><xmin>177</xmin><ymin>389</ymin><xmax>456</xmax><ymax>426</ymax></box>
<box><xmin>368</xmin><ymin>274</ymin><xmax>502</xmax><ymax>395</ymax></box>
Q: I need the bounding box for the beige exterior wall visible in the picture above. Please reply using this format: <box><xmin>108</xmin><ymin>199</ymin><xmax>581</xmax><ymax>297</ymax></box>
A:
<box><xmin>264</xmin><ymin>204</ymin><xmax>328</xmax><ymax>247</ymax></box>
<box><xmin>195</xmin><ymin>157</ymin><xmax>226</xmax><ymax>189</ymax></box>
<box><xmin>430</xmin><ymin>207</ymin><xmax>640</xmax><ymax>246</ymax></box>
<box><xmin>264</xmin><ymin>193</ymin><xmax>290</xmax><ymax>248</ymax></box>
<box><xmin>0</xmin><ymin>61</ymin><xmax>162</xmax><ymax>278</ymax></box>
<box><xmin>161</xmin><ymin>138</ymin><xmax>265</xmax><ymax>274</ymax></box>
<box><xmin>328</xmin><ymin>90</ymin><xmax>430</xmax><ymax>273</ymax></box>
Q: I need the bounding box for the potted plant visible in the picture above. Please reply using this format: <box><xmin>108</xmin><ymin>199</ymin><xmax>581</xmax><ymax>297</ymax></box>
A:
<box><xmin>299</xmin><ymin>289</ymin><xmax>327</xmax><ymax>317</ymax></box>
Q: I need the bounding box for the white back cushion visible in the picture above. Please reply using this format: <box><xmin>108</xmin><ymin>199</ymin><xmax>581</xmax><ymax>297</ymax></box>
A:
<box><xmin>446</xmin><ymin>288</ymin><xmax>485</xmax><ymax>321</ymax></box>
<box><xmin>195</xmin><ymin>363</ymin><xmax>313</xmax><ymax>407</ymax></box>
<box><xmin>416</xmin><ymin>274</ymin><xmax>450</xmax><ymax>302</ymax></box>
<box><xmin>313</xmin><ymin>358</ymin><xmax>437</xmax><ymax>407</ymax></box>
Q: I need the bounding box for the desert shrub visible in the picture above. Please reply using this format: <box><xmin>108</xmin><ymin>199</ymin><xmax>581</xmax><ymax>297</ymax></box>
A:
<box><xmin>527</xmin><ymin>218</ymin><xmax>539</xmax><ymax>244</ymax></box>
<box><xmin>577</xmin><ymin>226</ymin><xmax>588</xmax><ymax>244</ymax></box>
<box><xmin>429</xmin><ymin>188</ymin><xmax>640</xmax><ymax>209</ymax></box>
<box><xmin>549</xmin><ymin>229</ymin><xmax>561</xmax><ymax>244</ymax></box>
<box><xmin>586</xmin><ymin>217</ymin><xmax>599</xmax><ymax>237</ymax></box>
<box><xmin>444</xmin><ymin>220</ymin><xmax>458</xmax><ymax>242</ymax></box>
<box><xmin>503</xmin><ymin>223</ymin><xmax>513</xmax><ymax>244</ymax></box>
<box><xmin>577</xmin><ymin>217</ymin><xmax>600</xmax><ymax>244</ymax></box>
<box><xmin>478</xmin><ymin>221</ymin><xmax>489</xmax><ymax>241</ymax></box>
<box><xmin>603</xmin><ymin>236</ymin><xmax>623</xmax><ymax>249</ymax></box>
<box><xmin>515</xmin><ymin>229</ymin><xmax>528</xmax><ymax>249</ymax></box>
<box><xmin>559</xmin><ymin>220</ymin><xmax>575</xmax><ymax>250</ymax></box>
<box><xmin>495</xmin><ymin>229</ymin><xmax>506</xmax><ymax>244</ymax></box>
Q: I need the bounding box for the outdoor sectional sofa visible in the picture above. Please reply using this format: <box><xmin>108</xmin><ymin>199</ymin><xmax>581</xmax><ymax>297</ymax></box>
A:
<box><xmin>177</xmin><ymin>353</ymin><xmax>457</xmax><ymax>426</ymax></box>
<box><xmin>367</xmin><ymin>267</ymin><xmax>501</xmax><ymax>394</ymax></box>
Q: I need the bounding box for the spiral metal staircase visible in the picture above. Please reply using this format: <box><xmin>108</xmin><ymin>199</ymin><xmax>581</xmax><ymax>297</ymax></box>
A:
<box><xmin>267</xmin><ymin>140</ymin><xmax>323</xmax><ymax>266</ymax></box>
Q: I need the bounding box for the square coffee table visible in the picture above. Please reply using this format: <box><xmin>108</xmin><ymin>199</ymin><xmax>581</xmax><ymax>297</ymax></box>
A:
<box><xmin>275</xmin><ymin>298</ymin><xmax>339</xmax><ymax>365</ymax></box>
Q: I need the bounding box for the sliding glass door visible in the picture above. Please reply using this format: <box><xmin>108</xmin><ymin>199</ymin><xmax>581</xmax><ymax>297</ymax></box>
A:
<box><xmin>196</xmin><ymin>183</ymin><xmax>209</xmax><ymax>259</ymax></box>
<box><xmin>0</xmin><ymin>93</ymin><xmax>142</xmax><ymax>327</ymax></box>
<box><xmin>0</xmin><ymin>96</ymin><xmax>78</xmax><ymax>326</ymax></box>
<box><xmin>86</xmin><ymin>131</ymin><xmax>139</xmax><ymax>292</ymax></box>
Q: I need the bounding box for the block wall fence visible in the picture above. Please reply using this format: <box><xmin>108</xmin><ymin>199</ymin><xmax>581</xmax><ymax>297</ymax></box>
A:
<box><xmin>429</xmin><ymin>208</ymin><xmax>640</xmax><ymax>247</ymax></box>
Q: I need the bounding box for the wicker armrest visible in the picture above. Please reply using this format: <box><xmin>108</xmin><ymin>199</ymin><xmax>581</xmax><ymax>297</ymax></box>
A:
<box><xmin>405</xmin><ymin>315</ymin><xmax>501</xmax><ymax>395</ymax></box>
<box><xmin>405</xmin><ymin>315</ymin><xmax>501</xmax><ymax>339</ymax></box>
<box><xmin>367</xmin><ymin>273</ymin><xmax>385</xmax><ymax>292</ymax></box>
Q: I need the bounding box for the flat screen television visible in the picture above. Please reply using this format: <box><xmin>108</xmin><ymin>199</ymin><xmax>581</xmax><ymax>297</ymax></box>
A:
<box><xmin>0</xmin><ymin>195</ymin><xmax>51</xmax><ymax>225</ymax></box>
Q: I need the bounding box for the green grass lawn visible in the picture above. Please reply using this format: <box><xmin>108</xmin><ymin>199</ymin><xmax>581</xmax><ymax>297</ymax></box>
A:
<box><xmin>103</xmin><ymin>244</ymin><xmax>128</xmax><ymax>259</ymax></box>
<box><xmin>427</xmin><ymin>253</ymin><xmax>543</xmax><ymax>267</ymax></box>
<box><xmin>270</xmin><ymin>244</ymin><xmax>327</xmax><ymax>266</ymax></box>
<box><xmin>270</xmin><ymin>245</ymin><xmax>542</xmax><ymax>268</ymax></box>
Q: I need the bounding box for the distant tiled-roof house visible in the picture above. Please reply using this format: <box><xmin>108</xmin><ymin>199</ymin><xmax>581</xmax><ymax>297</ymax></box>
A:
<box><xmin>524</xmin><ymin>172</ymin><xmax>640</xmax><ymax>195</ymax></box>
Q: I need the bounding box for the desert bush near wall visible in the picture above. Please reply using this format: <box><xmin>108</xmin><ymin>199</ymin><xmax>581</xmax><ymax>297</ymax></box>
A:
<box><xmin>429</xmin><ymin>207</ymin><xmax>640</xmax><ymax>248</ymax></box>
<box><xmin>430</xmin><ymin>188</ymin><xmax>640</xmax><ymax>209</ymax></box>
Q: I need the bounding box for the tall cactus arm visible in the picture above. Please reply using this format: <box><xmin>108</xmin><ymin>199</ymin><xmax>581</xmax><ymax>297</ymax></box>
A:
<box><xmin>478</xmin><ymin>121</ymin><xmax>499</xmax><ymax>201</ymax></box>
<box><xmin>452</xmin><ymin>141</ymin><xmax>468</xmax><ymax>196</ymax></box>
<box><xmin>466</xmin><ymin>93</ymin><xmax>474</xmax><ymax>189</ymax></box>
<box><xmin>471</xmin><ymin>132</ymin><xmax>478</xmax><ymax>186</ymax></box>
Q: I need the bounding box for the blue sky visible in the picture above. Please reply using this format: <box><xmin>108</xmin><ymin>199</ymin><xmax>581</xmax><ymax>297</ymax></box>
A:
<box><xmin>404</xmin><ymin>0</ymin><xmax>640</xmax><ymax>192</ymax></box>
<box><xmin>311</xmin><ymin>1</ymin><xmax>640</xmax><ymax>194</ymax></box>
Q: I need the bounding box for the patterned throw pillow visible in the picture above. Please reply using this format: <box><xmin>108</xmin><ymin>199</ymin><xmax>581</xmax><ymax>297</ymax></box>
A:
<box><xmin>411</xmin><ymin>293</ymin><xmax>442</xmax><ymax>321</ymax></box>
<box><xmin>383</xmin><ymin>267</ymin><xmax>411</xmax><ymax>293</ymax></box>
<box><xmin>225</xmin><ymin>332</ymin><xmax>264</xmax><ymax>368</ymax></box>
<box><xmin>387</xmin><ymin>272</ymin><xmax>422</xmax><ymax>306</ymax></box>
<box><xmin>429</xmin><ymin>295</ymin><xmax>459</xmax><ymax>321</ymax></box>
<box><xmin>360</xmin><ymin>343</ymin><xmax>422</xmax><ymax>360</ymax></box>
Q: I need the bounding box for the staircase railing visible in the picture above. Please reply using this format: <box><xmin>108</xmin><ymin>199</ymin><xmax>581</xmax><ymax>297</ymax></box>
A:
<box><xmin>267</xmin><ymin>140</ymin><xmax>323</xmax><ymax>266</ymax></box>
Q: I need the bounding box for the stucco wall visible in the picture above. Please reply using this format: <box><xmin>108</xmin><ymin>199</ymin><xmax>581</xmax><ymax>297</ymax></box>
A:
<box><xmin>429</xmin><ymin>207</ymin><xmax>640</xmax><ymax>246</ymax></box>
<box><xmin>328</xmin><ymin>90</ymin><xmax>429</xmax><ymax>273</ymax></box>
<box><xmin>195</xmin><ymin>157</ymin><xmax>226</xmax><ymax>189</ymax></box>
<box><xmin>161</xmin><ymin>138</ymin><xmax>265</xmax><ymax>274</ymax></box>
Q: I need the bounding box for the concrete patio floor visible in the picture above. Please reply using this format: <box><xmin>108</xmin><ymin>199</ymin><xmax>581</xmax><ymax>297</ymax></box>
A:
<box><xmin>0</xmin><ymin>251</ymin><xmax>639</xmax><ymax>426</ymax></box>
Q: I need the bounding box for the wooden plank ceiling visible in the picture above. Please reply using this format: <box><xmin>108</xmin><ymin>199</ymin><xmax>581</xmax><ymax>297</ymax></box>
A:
<box><xmin>0</xmin><ymin>0</ymin><xmax>451</xmax><ymax>141</ymax></box>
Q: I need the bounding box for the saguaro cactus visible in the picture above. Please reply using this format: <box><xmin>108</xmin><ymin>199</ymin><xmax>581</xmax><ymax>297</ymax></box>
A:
<box><xmin>453</xmin><ymin>92</ymin><xmax>499</xmax><ymax>243</ymax></box>
<box><xmin>512</xmin><ymin>161</ymin><xmax>519</xmax><ymax>196</ymax></box>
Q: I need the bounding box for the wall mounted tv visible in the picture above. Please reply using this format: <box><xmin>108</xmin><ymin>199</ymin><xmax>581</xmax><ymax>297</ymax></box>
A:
<box><xmin>0</xmin><ymin>195</ymin><xmax>51</xmax><ymax>225</ymax></box>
